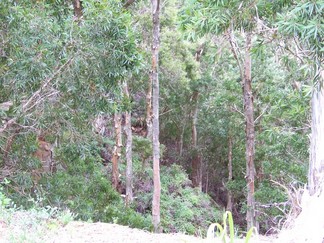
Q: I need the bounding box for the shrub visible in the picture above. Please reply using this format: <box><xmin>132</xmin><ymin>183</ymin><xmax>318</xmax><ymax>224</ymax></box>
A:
<box><xmin>133</xmin><ymin>163</ymin><xmax>221</xmax><ymax>235</ymax></box>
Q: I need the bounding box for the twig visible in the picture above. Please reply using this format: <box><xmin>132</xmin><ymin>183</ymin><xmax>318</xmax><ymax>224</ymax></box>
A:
<box><xmin>22</xmin><ymin>58</ymin><xmax>73</xmax><ymax>113</ymax></box>
<box><xmin>254</xmin><ymin>105</ymin><xmax>269</xmax><ymax>124</ymax></box>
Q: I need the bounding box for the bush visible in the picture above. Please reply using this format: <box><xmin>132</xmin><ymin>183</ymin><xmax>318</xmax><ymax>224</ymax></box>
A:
<box><xmin>133</xmin><ymin>163</ymin><xmax>221</xmax><ymax>235</ymax></box>
<box><xmin>39</xmin><ymin>142</ymin><xmax>150</xmax><ymax>230</ymax></box>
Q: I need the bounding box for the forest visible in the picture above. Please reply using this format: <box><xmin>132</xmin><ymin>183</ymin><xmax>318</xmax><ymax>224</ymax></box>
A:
<box><xmin>0</xmin><ymin>0</ymin><xmax>323</xmax><ymax>241</ymax></box>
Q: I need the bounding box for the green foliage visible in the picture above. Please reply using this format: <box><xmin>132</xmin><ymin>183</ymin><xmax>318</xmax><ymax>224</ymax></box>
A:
<box><xmin>133</xmin><ymin>136</ymin><xmax>152</xmax><ymax>160</ymax></box>
<box><xmin>277</xmin><ymin>1</ymin><xmax>324</xmax><ymax>58</ymax></box>
<box><xmin>0</xmin><ymin>0</ymin><xmax>314</xmax><ymax>236</ymax></box>
<box><xmin>0</xmin><ymin>181</ymin><xmax>12</xmax><ymax>210</ymax></box>
<box><xmin>207</xmin><ymin>211</ymin><xmax>255</xmax><ymax>243</ymax></box>
<box><xmin>134</xmin><ymin>163</ymin><xmax>221</xmax><ymax>235</ymax></box>
<box><xmin>38</xmin><ymin>142</ymin><xmax>149</xmax><ymax>229</ymax></box>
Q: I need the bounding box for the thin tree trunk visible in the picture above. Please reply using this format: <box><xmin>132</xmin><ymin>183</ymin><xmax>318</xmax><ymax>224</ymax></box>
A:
<box><xmin>151</xmin><ymin>0</ymin><xmax>161</xmax><ymax>233</ymax></box>
<box><xmin>191</xmin><ymin>91</ymin><xmax>202</xmax><ymax>190</ymax></box>
<box><xmin>72</xmin><ymin>0</ymin><xmax>83</xmax><ymax>20</ymax></box>
<box><xmin>243</xmin><ymin>32</ymin><xmax>256</xmax><ymax>230</ymax></box>
<box><xmin>123</xmin><ymin>81</ymin><xmax>133</xmax><ymax>205</ymax></box>
<box><xmin>226</xmin><ymin>135</ymin><xmax>233</xmax><ymax>212</ymax></box>
<box><xmin>146</xmin><ymin>77</ymin><xmax>153</xmax><ymax>140</ymax></box>
<box><xmin>179</xmin><ymin>125</ymin><xmax>185</xmax><ymax>157</ymax></box>
<box><xmin>112</xmin><ymin>112</ymin><xmax>122</xmax><ymax>191</ymax></box>
<box><xmin>190</xmin><ymin>46</ymin><xmax>204</xmax><ymax>190</ymax></box>
<box><xmin>309</xmin><ymin>71</ymin><xmax>324</xmax><ymax>195</ymax></box>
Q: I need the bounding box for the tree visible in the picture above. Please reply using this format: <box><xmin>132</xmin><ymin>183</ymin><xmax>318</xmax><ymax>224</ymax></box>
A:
<box><xmin>277</xmin><ymin>0</ymin><xmax>324</xmax><ymax>194</ymax></box>
<box><xmin>190</xmin><ymin>46</ymin><xmax>204</xmax><ymax>190</ymax></box>
<box><xmin>123</xmin><ymin>81</ymin><xmax>133</xmax><ymax>205</ymax></box>
<box><xmin>274</xmin><ymin>2</ymin><xmax>324</xmax><ymax>240</ymax></box>
<box><xmin>151</xmin><ymin>0</ymin><xmax>162</xmax><ymax>233</ymax></box>
<box><xmin>181</xmin><ymin>0</ymin><xmax>259</xmax><ymax>229</ymax></box>
<box><xmin>112</xmin><ymin>110</ymin><xmax>122</xmax><ymax>191</ymax></box>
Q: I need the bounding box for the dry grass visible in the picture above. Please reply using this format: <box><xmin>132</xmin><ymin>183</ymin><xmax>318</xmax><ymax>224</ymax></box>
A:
<box><xmin>275</xmin><ymin>188</ymin><xmax>324</xmax><ymax>243</ymax></box>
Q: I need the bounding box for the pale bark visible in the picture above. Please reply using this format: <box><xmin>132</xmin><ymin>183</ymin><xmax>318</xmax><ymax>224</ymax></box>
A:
<box><xmin>146</xmin><ymin>77</ymin><xmax>153</xmax><ymax>140</ymax></box>
<box><xmin>112</xmin><ymin>112</ymin><xmax>122</xmax><ymax>191</ymax></box>
<box><xmin>123</xmin><ymin>82</ymin><xmax>133</xmax><ymax>205</ymax></box>
<box><xmin>190</xmin><ymin>46</ymin><xmax>204</xmax><ymax>190</ymax></box>
<box><xmin>309</xmin><ymin>71</ymin><xmax>324</xmax><ymax>195</ymax></box>
<box><xmin>179</xmin><ymin>125</ymin><xmax>185</xmax><ymax>157</ymax></box>
<box><xmin>243</xmin><ymin>32</ymin><xmax>256</xmax><ymax>230</ymax></box>
<box><xmin>191</xmin><ymin>91</ymin><xmax>202</xmax><ymax>190</ymax></box>
<box><xmin>151</xmin><ymin>0</ymin><xmax>161</xmax><ymax>233</ymax></box>
<box><xmin>226</xmin><ymin>136</ymin><xmax>233</xmax><ymax>212</ymax></box>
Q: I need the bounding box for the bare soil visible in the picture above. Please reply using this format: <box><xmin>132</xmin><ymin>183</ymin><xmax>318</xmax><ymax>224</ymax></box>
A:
<box><xmin>1</xmin><ymin>212</ymin><xmax>276</xmax><ymax>243</ymax></box>
<box><xmin>45</xmin><ymin>221</ymin><xmax>275</xmax><ymax>243</ymax></box>
<box><xmin>46</xmin><ymin>222</ymin><xmax>207</xmax><ymax>243</ymax></box>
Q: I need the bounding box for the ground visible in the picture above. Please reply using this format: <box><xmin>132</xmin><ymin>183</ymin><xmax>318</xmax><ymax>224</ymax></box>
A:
<box><xmin>1</xmin><ymin>217</ymin><xmax>275</xmax><ymax>243</ymax></box>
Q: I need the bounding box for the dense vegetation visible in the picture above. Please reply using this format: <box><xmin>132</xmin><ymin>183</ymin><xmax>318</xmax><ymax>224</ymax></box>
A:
<box><xmin>0</xmin><ymin>0</ymin><xmax>322</xmax><ymax>237</ymax></box>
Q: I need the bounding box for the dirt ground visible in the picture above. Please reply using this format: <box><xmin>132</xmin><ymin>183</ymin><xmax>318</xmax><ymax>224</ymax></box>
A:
<box><xmin>46</xmin><ymin>222</ymin><xmax>208</xmax><ymax>243</ymax></box>
<box><xmin>0</xmin><ymin>212</ymin><xmax>275</xmax><ymax>243</ymax></box>
<box><xmin>45</xmin><ymin>221</ymin><xmax>275</xmax><ymax>243</ymax></box>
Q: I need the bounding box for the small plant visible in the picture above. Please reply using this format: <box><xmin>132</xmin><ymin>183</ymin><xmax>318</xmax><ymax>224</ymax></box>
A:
<box><xmin>207</xmin><ymin>211</ymin><xmax>255</xmax><ymax>243</ymax></box>
<box><xmin>0</xmin><ymin>179</ymin><xmax>11</xmax><ymax>210</ymax></box>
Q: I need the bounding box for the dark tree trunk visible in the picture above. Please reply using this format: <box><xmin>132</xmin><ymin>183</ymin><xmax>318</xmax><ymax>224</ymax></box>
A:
<box><xmin>72</xmin><ymin>0</ymin><xmax>83</xmax><ymax>20</ymax></box>
<box><xmin>151</xmin><ymin>0</ymin><xmax>161</xmax><ymax>233</ymax></box>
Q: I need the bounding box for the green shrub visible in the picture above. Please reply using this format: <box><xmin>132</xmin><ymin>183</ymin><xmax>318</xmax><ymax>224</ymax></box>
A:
<box><xmin>134</xmin><ymin>163</ymin><xmax>221</xmax><ymax>235</ymax></box>
<box><xmin>38</xmin><ymin>142</ymin><xmax>150</xmax><ymax>230</ymax></box>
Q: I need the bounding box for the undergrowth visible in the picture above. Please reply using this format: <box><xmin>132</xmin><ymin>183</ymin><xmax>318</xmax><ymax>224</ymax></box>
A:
<box><xmin>1</xmin><ymin>182</ymin><xmax>74</xmax><ymax>242</ymax></box>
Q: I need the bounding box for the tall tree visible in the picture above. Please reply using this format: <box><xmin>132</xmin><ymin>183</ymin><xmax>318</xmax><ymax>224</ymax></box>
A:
<box><xmin>190</xmin><ymin>90</ymin><xmax>201</xmax><ymax>189</ymax></box>
<box><xmin>226</xmin><ymin>134</ymin><xmax>233</xmax><ymax>212</ymax></box>
<box><xmin>151</xmin><ymin>0</ymin><xmax>162</xmax><ymax>233</ymax></box>
<box><xmin>123</xmin><ymin>81</ymin><xmax>133</xmax><ymax>205</ymax></box>
<box><xmin>180</xmin><ymin>0</ymin><xmax>298</xmax><ymax>229</ymax></box>
<box><xmin>277</xmin><ymin>0</ymin><xmax>324</xmax><ymax>195</ymax></box>
<box><xmin>242</xmin><ymin>31</ymin><xmax>256</xmax><ymax>230</ymax></box>
<box><xmin>190</xmin><ymin>46</ymin><xmax>204</xmax><ymax>190</ymax></box>
<box><xmin>112</xmin><ymin>111</ymin><xmax>122</xmax><ymax>191</ymax></box>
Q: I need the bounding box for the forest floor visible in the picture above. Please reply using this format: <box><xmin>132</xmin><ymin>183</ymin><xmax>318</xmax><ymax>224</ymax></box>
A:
<box><xmin>1</xmin><ymin>216</ymin><xmax>276</xmax><ymax>243</ymax></box>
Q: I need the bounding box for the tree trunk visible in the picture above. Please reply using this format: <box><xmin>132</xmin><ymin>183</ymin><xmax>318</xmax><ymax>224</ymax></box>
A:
<box><xmin>179</xmin><ymin>125</ymin><xmax>185</xmax><ymax>157</ymax></box>
<box><xmin>226</xmin><ymin>135</ymin><xmax>233</xmax><ymax>212</ymax></box>
<box><xmin>243</xmin><ymin>32</ymin><xmax>256</xmax><ymax>230</ymax></box>
<box><xmin>309</xmin><ymin>71</ymin><xmax>324</xmax><ymax>195</ymax></box>
<box><xmin>151</xmin><ymin>0</ymin><xmax>161</xmax><ymax>233</ymax></box>
<box><xmin>191</xmin><ymin>91</ymin><xmax>202</xmax><ymax>190</ymax></box>
<box><xmin>123</xmin><ymin>81</ymin><xmax>133</xmax><ymax>205</ymax></box>
<box><xmin>112</xmin><ymin>112</ymin><xmax>122</xmax><ymax>191</ymax></box>
<box><xmin>146</xmin><ymin>77</ymin><xmax>153</xmax><ymax>140</ymax></box>
<box><xmin>72</xmin><ymin>0</ymin><xmax>83</xmax><ymax>20</ymax></box>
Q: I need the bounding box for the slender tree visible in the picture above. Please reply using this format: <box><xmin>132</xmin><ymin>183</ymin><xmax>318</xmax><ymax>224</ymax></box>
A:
<box><xmin>112</xmin><ymin>111</ymin><xmax>122</xmax><ymax>191</ymax></box>
<box><xmin>190</xmin><ymin>46</ymin><xmax>204</xmax><ymax>190</ymax></box>
<box><xmin>277</xmin><ymin>0</ymin><xmax>323</xmax><ymax>195</ymax></box>
<box><xmin>226</xmin><ymin>135</ymin><xmax>233</xmax><ymax>212</ymax></box>
<box><xmin>72</xmin><ymin>0</ymin><xmax>83</xmax><ymax>20</ymax></box>
<box><xmin>242</xmin><ymin>31</ymin><xmax>256</xmax><ymax>230</ymax></box>
<box><xmin>123</xmin><ymin>81</ymin><xmax>133</xmax><ymax>205</ymax></box>
<box><xmin>151</xmin><ymin>0</ymin><xmax>162</xmax><ymax>233</ymax></box>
